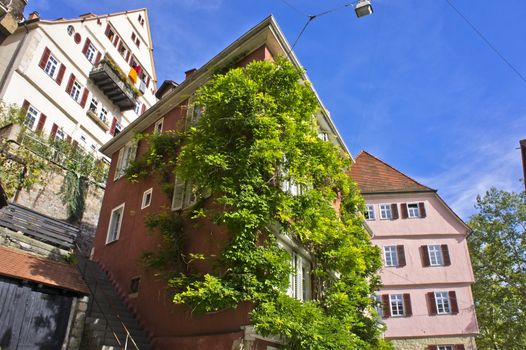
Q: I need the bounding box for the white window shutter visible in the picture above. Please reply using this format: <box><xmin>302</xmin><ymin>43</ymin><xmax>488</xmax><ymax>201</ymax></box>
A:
<box><xmin>128</xmin><ymin>140</ymin><xmax>138</xmax><ymax>163</ymax></box>
<box><xmin>184</xmin><ymin>180</ymin><xmax>195</xmax><ymax>208</ymax></box>
<box><xmin>297</xmin><ymin>256</ymin><xmax>304</xmax><ymax>301</ymax></box>
<box><xmin>172</xmin><ymin>176</ymin><xmax>186</xmax><ymax>211</ymax></box>
<box><xmin>185</xmin><ymin>100</ymin><xmax>195</xmax><ymax>130</ymax></box>
<box><xmin>114</xmin><ymin>148</ymin><xmax>124</xmax><ymax>180</ymax></box>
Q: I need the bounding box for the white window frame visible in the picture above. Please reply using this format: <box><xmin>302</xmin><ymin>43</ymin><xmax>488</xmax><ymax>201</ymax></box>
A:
<box><xmin>70</xmin><ymin>80</ymin><xmax>82</xmax><ymax>102</ymax></box>
<box><xmin>379</xmin><ymin>204</ymin><xmax>392</xmax><ymax>220</ymax></box>
<box><xmin>44</xmin><ymin>54</ymin><xmax>59</xmax><ymax>79</ymax></box>
<box><xmin>55</xmin><ymin>128</ymin><xmax>65</xmax><ymax>141</ymax></box>
<box><xmin>141</xmin><ymin>188</ymin><xmax>153</xmax><ymax>209</ymax></box>
<box><xmin>99</xmin><ymin>107</ymin><xmax>108</xmax><ymax>124</ymax></box>
<box><xmin>438</xmin><ymin>346</ymin><xmax>454</xmax><ymax>350</ymax></box>
<box><xmin>67</xmin><ymin>25</ymin><xmax>75</xmax><ymax>36</ymax></box>
<box><xmin>318</xmin><ymin>131</ymin><xmax>329</xmax><ymax>141</ymax></box>
<box><xmin>407</xmin><ymin>202</ymin><xmax>420</xmax><ymax>218</ymax></box>
<box><xmin>86</xmin><ymin>43</ymin><xmax>96</xmax><ymax>63</ymax></box>
<box><xmin>106</xmin><ymin>203</ymin><xmax>125</xmax><ymax>244</ymax></box>
<box><xmin>383</xmin><ymin>246</ymin><xmax>398</xmax><ymax>267</ymax></box>
<box><xmin>114</xmin><ymin>140</ymin><xmax>138</xmax><ymax>180</ymax></box>
<box><xmin>435</xmin><ymin>291</ymin><xmax>451</xmax><ymax>314</ymax></box>
<box><xmin>171</xmin><ymin>176</ymin><xmax>197</xmax><ymax>211</ymax></box>
<box><xmin>365</xmin><ymin>204</ymin><xmax>375</xmax><ymax>220</ymax></box>
<box><xmin>428</xmin><ymin>245</ymin><xmax>444</xmax><ymax>266</ymax></box>
<box><xmin>154</xmin><ymin>118</ymin><xmax>164</xmax><ymax>134</ymax></box>
<box><xmin>89</xmin><ymin>97</ymin><xmax>98</xmax><ymax>112</ymax></box>
<box><xmin>278</xmin><ymin>235</ymin><xmax>312</xmax><ymax>302</ymax></box>
<box><xmin>25</xmin><ymin>105</ymin><xmax>39</xmax><ymax>130</ymax></box>
<box><xmin>134</xmin><ymin>101</ymin><xmax>141</xmax><ymax>115</ymax></box>
<box><xmin>389</xmin><ymin>294</ymin><xmax>405</xmax><ymax>317</ymax></box>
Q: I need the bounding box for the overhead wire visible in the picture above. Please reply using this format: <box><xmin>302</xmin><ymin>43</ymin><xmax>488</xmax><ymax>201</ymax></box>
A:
<box><xmin>444</xmin><ymin>0</ymin><xmax>526</xmax><ymax>85</ymax></box>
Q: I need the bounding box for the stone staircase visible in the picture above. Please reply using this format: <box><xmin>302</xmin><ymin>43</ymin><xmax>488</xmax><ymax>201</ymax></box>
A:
<box><xmin>77</xmin><ymin>256</ymin><xmax>152</xmax><ymax>350</ymax></box>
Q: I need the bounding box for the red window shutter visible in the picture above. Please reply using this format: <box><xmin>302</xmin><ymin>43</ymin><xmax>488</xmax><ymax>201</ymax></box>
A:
<box><xmin>38</xmin><ymin>47</ymin><xmax>51</xmax><ymax>69</ymax></box>
<box><xmin>391</xmin><ymin>203</ymin><xmax>399</xmax><ymax>220</ymax></box>
<box><xmin>400</xmin><ymin>203</ymin><xmax>408</xmax><ymax>219</ymax></box>
<box><xmin>419</xmin><ymin>202</ymin><xmax>427</xmax><ymax>218</ymax></box>
<box><xmin>22</xmin><ymin>99</ymin><xmax>30</xmax><ymax>112</ymax></box>
<box><xmin>455</xmin><ymin>345</ymin><xmax>466</xmax><ymax>350</ymax></box>
<box><xmin>421</xmin><ymin>245</ymin><xmax>430</xmax><ymax>267</ymax></box>
<box><xmin>146</xmin><ymin>76</ymin><xmax>150</xmax><ymax>88</ymax></box>
<box><xmin>397</xmin><ymin>245</ymin><xmax>406</xmax><ymax>267</ymax></box>
<box><xmin>94</xmin><ymin>52</ymin><xmax>102</xmax><ymax>65</ymax></box>
<box><xmin>403</xmin><ymin>293</ymin><xmax>412</xmax><ymax>317</ymax></box>
<box><xmin>381</xmin><ymin>294</ymin><xmax>391</xmax><ymax>318</ymax></box>
<box><xmin>56</xmin><ymin>64</ymin><xmax>66</xmax><ymax>85</ymax></box>
<box><xmin>110</xmin><ymin>117</ymin><xmax>117</xmax><ymax>135</ymax></box>
<box><xmin>449</xmin><ymin>291</ymin><xmax>459</xmax><ymax>314</ymax></box>
<box><xmin>50</xmin><ymin>123</ymin><xmax>58</xmax><ymax>140</ymax></box>
<box><xmin>126</xmin><ymin>51</ymin><xmax>131</xmax><ymax>62</ymax></box>
<box><xmin>141</xmin><ymin>104</ymin><xmax>146</xmax><ymax>115</ymax></box>
<box><xmin>427</xmin><ymin>292</ymin><xmax>437</xmax><ymax>315</ymax></box>
<box><xmin>65</xmin><ymin>74</ymin><xmax>75</xmax><ymax>94</ymax></box>
<box><xmin>113</xmin><ymin>35</ymin><xmax>119</xmax><ymax>47</ymax></box>
<box><xmin>82</xmin><ymin>38</ymin><xmax>91</xmax><ymax>55</ymax></box>
<box><xmin>80</xmin><ymin>89</ymin><xmax>89</xmax><ymax>108</ymax></box>
<box><xmin>427</xmin><ymin>346</ymin><xmax>437</xmax><ymax>350</ymax></box>
<box><xmin>66</xmin><ymin>135</ymin><xmax>72</xmax><ymax>143</ymax></box>
<box><xmin>36</xmin><ymin>113</ymin><xmax>46</xmax><ymax>133</ymax></box>
<box><xmin>72</xmin><ymin>140</ymin><xmax>78</xmax><ymax>148</ymax></box>
<box><xmin>441</xmin><ymin>244</ymin><xmax>451</xmax><ymax>266</ymax></box>
<box><xmin>105</xmin><ymin>24</ymin><xmax>111</xmax><ymax>36</ymax></box>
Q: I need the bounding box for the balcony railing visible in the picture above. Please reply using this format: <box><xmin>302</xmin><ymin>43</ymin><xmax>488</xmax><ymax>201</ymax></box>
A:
<box><xmin>89</xmin><ymin>57</ymin><xmax>139</xmax><ymax>111</ymax></box>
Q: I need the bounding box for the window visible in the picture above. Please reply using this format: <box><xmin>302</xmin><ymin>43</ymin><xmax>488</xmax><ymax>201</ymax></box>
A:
<box><xmin>186</xmin><ymin>99</ymin><xmax>204</xmax><ymax>128</ymax></box>
<box><xmin>138</xmin><ymin>14</ymin><xmax>144</xmax><ymax>26</ymax></box>
<box><xmin>67</xmin><ymin>25</ymin><xmax>74</xmax><ymax>36</ymax></box>
<box><xmin>407</xmin><ymin>203</ymin><xmax>420</xmax><ymax>218</ymax></box>
<box><xmin>106</xmin><ymin>203</ymin><xmax>125</xmax><ymax>243</ymax></box>
<box><xmin>91</xmin><ymin>144</ymin><xmax>97</xmax><ymax>152</ymax></box>
<box><xmin>115</xmin><ymin>121</ymin><xmax>123</xmax><ymax>135</ymax></box>
<box><xmin>134</xmin><ymin>101</ymin><xmax>141</xmax><ymax>115</ymax></box>
<box><xmin>390</xmin><ymin>294</ymin><xmax>405</xmax><ymax>317</ymax></box>
<box><xmin>278</xmin><ymin>235</ymin><xmax>311</xmax><ymax>301</ymax></box>
<box><xmin>105</xmin><ymin>26</ymin><xmax>116</xmax><ymax>42</ymax></box>
<box><xmin>135</xmin><ymin>38</ymin><xmax>140</xmax><ymax>48</ymax></box>
<box><xmin>318</xmin><ymin>131</ymin><xmax>329</xmax><ymax>141</ymax></box>
<box><xmin>85</xmin><ymin>43</ymin><xmax>96</xmax><ymax>63</ymax></box>
<box><xmin>114</xmin><ymin>141</ymin><xmax>138</xmax><ymax>180</ymax></box>
<box><xmin>55</xmin><ymin>128</ymin><xmax>65</xmax><ymax>141</ymax></box>
<box><xmin>44</xmin><ymin>55</ymin><xmax>59</xmax><ymax>78</ymax></box>
<box><xmin>141</xmin><ymin>188</ymin><xmax>152</xmax><ymax>209</ymax></box>
<box><xmin>70</xmin><ymin>81</ymin><xmax>82</xmax><ymax>102</ymax></box>
<box><xmin>154</xmin><ymin>118</ymin><xmax>163</xmax><ymax>134</ymax></box>
<box><xmin>80</xmin><ymin>135</ymin><xmax>86</xmax><ymax>143</ymax></box>
<box><xmin>130</xmin><ymin>277</ymin><xmax>140</xmax><ymax>294</ymax></box>
<box><xmin>99</xmin><ymin>107</ymin><xmax>108</xmax><ymax>124</ymax></box>
<box><xmin>89</xmin><ymin>98</ymin><xmax>98</xmax><ymax>112</ymax></box>
<box><xmin>435</xmin><ymin>291</ymin><xmax>451</xmax><ymax>314</ymax></box>
<box><xmin>438</xmin><ymin>346</ymin><xmax>454</xmax><ymax>350</ymax></box>
<box><xmin>428</xmin><ymin>245</ymin><xmax>444</xmax><ymax>266</ymax></box>
<box><xmin>383</xmin><ymin>246</ymin><xmax>398</xmax><ymax>267</ymax></box>
<box><xmin>118</xmin><ymin>42</ymin><xmax>129</xmax><ymax>59</ymax></box>
<box><xmin>380</xmin><ymin>204</ymin><xmax>392</xmax><ymax>220</ymax></box>
<box><xmin>131</xmin><ymin>32</ymin><xmax>136</xmax><ymax>41</ymax></box>
<box><xmin>25</xmin><ymin>105</ymin><xmax>39</xmax><ymax>129</ymax></box>
<box><xmin>171</xmin><ymin>177</ymin><xmax>198</xmax><ymax>211</ymax></box>
<box><xmin>364</xmin><ymin>204</ymin><xmax>375</xmax><ymax>220</ymax></box>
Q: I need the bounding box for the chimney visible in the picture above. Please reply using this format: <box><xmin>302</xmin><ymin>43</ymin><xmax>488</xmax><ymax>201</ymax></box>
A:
<box><xmin>28</xmin><ymin>11</ymin><xmax>40</xmax><ymax>21</ymax></box>
<box><xmin>185</xmin><ymin>68</ymin><xmax>197</xmax><ymax>79</ymax></box>
<box><xmin>521</xmin><ymin>139</ymin><xmax>526</xmax><ymax>192</ymax></box>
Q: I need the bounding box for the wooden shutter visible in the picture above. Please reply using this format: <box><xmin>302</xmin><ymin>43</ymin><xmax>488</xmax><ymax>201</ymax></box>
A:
<box><xmin>50</xmin><ymin>123</ymin><xmax>58</xmax><ymax>140</ymax></box>
<box><xmin>128</xmin><ymin>141</ymin><xmax>138</xmax><ymax>163</ymax></box>
<box><xmin>391</xmin><ymin>203</ymin><xmax>399</xmax><ymax>219</ymax></box>
<box><xmin>113</xmin><ymin>35</ymin><xmax>119</xmax><ymax>47</ymax></box>
<box><xmin>80</xmin><ymin>89</ymin><xmax>89</xmax><ymax>108</ymax></box>
<box><xmin>381</xmin><ymin>294</ymin><xmax>390</xmax><ymax>318</ymax></box>
<box><xmin>449</xmin><ymin>291</ymin><xmax>459</xmax><ymax>314</ymax></box>
<box><xmin>56</xmin><ymin>64</ymin><xmax>66</xmax><ymax>85</ymax></box>
<box><xmin>113</xmin><ymin>148</ymin><xmax>124</xmax><ymax>181</ymax></box>
<box><xmin>105</xmin><ymin>24</ymin><xmax>111</xmax><ymax>36</ymax></box>
<box><xmin>403</xmin><ymin>293</ymin><xmax>412</xmax><ymax>316</ymax></box>
<box><xmin>400</xmin><ymin>203</ymin><xmax>408</xmax><ymax>219</ymax></box>
<box><xmin>22</xmin><ymin>99</ymin><xmax>30</xmax><ymax>112</ymax></box>
<box><xmin>441</xmin><ymin>244</ymin><xmax>451</xmax><ymax>266</ymax></box>
<box><xmin>110</xmin><ymin>117</ymin><xmax>117</xmax><ymax>135</ymax></box>
<box><xmin>146</xmin><ymin>76</ymin><xmax>150</xmax><ymax>88</ymax></box>
<box><xmin>66</xmin><ymin>135</ymin><xmax>72</xmax><ymax>143</ymax></box>
<box><xmin>427</xmin><ymin>346</ymin><xmax>437</xmax><ymax>350</ymax></box>
<box><xmin>419</xmin><ymin>202</ymin><xmax>427</xmax><ymax>218</ymax></box>
<box><xmin>172</xmin><ymin>176</ymin><xmax>186</xmax><ymax>211</ymax></box>
<box><xmin>421</xmin><ymin>245</ymin><xmax>430</xmax><ymax>267</ymax></box>
<box><xmin>82</xmin><ymin>38</ymin><xmax>91</xmax><ymax>55</ymax></box>
<box><xmin>397</xmin><ymin>245</ymin><xmax>406</xmax><ymax>267</ymax></box>
<box><xmin>427</xmin><ymin>292</ymin><xmax>437</xmax><ymax>315</ymax></box>
<box><xmin>65</xmin><ymin>74</ymin><xmax>75</xmax><ymax>94</ymax></box>
<box><xmin>36</xmin><ymin>113</ymin><xmax>46</xmax><ymax>133</ymax></box>
<box><xmin>38</xmin><ymin>47</ymin><xmax>51</xmax><ymax>69</ymax></box>
<box><xmin>141</xmin><ymin>104</ymin><xmax>146</xmax><ymax>115</ymax></box>
<box><xmin>455</xmin><ymin>345</ymin><xmax>466</xmax><ymax>350</ymax></box>
<box><xmin>125</xmin><ymin>51</ymin><xmax>131</xmax><ymax>62</ymax></box>
<box><xmin>95</xmin><ymin>52</ymin><xmax>102</xmax><ymax>65</ymax></box>
<box><xmin>72</xmin><ymin>140</ymin><xmax>78</xmax><ymax>148</ymax></box>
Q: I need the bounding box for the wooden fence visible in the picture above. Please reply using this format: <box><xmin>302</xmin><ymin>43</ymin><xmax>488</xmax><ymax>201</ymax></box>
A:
<box><xmin>0</xmin><ymin>202</ymin><xmax>79</xmax><ymax>250</ymax></box>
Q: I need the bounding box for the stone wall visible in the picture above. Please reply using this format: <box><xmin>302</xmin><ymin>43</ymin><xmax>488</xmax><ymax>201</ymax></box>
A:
<box><xmin>390</xmin><ymin>336</ymin><xmax>477</xmax><ymax>350</ymax></box>
<box><xmin>65</xmin><ymin>296</ymin><xmax>89</xmax><ymax>350</ymax></box>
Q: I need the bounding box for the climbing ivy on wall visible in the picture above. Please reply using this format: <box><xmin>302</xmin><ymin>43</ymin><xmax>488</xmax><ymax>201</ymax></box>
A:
<box><xmin>128</xmin><ymin>58</ymin><xmax>391</xmax><ymax>349</ymax></box>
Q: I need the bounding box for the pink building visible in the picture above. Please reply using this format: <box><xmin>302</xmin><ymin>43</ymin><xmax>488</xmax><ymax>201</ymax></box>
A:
<box><xmin>350</xmin><ymin>152</ymin><xmax>479</xmax><ymax>350</ymax></box>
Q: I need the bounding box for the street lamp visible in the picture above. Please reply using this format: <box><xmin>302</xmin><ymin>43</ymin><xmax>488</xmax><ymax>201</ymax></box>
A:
<box><xmin>355</xmin><ymin>0</ymin><xmax>373</xmax><ymax>18</ymax></box>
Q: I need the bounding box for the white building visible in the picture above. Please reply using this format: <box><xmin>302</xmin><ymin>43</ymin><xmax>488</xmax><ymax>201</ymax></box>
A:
<box><xmin>0</xmin><ymin>9</ymin><xmax>157</xmax><ymax>155</ymax></box>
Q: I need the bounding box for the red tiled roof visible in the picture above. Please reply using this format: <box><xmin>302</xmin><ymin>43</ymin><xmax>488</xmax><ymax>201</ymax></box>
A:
<box><xmin>0</xmin><ymin>246</ymin><xmax>89</xmax><ymax>294</ymax></box>
<box><xmin>349</xmin><ymin>151</ymin><xmax>434</xmax><ymax>194</ymax></box>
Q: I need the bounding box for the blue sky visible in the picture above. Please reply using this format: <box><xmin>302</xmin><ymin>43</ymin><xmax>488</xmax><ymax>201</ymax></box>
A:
<box><xmin>27</xmin><ymin>0</ymin><xmax>526</xmax><ymax>219</ymax></box>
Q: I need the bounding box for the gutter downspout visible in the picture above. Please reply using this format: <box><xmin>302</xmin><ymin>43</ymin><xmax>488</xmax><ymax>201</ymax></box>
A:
<box><xmin>0</xmin><ymin>21</ymin><xmax>29</xmax><ymax>95</ymax></box>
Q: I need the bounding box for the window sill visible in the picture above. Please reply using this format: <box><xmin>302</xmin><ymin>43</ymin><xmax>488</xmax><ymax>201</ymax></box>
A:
<box><xmin>87</xmin><ymin>109</ymin><xmax>110</xmax><ymax>131</ymax></box>
<box><xmin>105</xmin><ymin>238</ymin><xmax>119</xmax><ymax>245</ymax></box>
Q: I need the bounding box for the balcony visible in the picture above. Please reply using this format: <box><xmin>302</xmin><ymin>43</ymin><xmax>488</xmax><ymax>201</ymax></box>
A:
<box><xmin>87</xmin><ymin>109</ymin><xmax>109</xmax><ymax>131</ymax></box>
<box><xmin>89</xmin><ymin>56</ymin><xmax>139</xmax><ymax>111</ymax></box>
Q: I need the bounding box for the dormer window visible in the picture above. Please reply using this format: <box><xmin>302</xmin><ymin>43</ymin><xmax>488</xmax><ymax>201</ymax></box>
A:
<box><xmin>138</xmin><ymin>14</ymin><xmax>144</xmax><ymax>26</ymax></box>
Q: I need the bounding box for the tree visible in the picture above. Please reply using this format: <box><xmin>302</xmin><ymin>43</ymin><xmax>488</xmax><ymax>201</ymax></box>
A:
<box><xmin>129</xmin><ymin>58</ymin><xmax>390</xmax><ymax>349</ymax></box>
<box><xmin>468</xmin><ymin>188</ymin><xmax>526</xmax><ymax>350</ymax></box>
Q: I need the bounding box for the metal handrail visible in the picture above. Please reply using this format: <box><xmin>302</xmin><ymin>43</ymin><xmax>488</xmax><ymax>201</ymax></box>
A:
<box><xmin>75</xmin><ymin>245</ymin><xmax>141</xmax><ymax>349</ymax></box>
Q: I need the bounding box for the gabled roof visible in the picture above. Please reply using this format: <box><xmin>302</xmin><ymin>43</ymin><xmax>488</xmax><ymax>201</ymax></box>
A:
<box><xmin>349</xmin><ymin>151</ymin><xmax>435</xmax><ymax>194</ymax></box>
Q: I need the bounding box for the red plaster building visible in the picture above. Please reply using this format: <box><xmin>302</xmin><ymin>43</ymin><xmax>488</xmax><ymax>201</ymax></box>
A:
<box><xmin>92</xmin><ymin>16</ymin><xmax>351</xmax><ymax>349</ymax></box>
